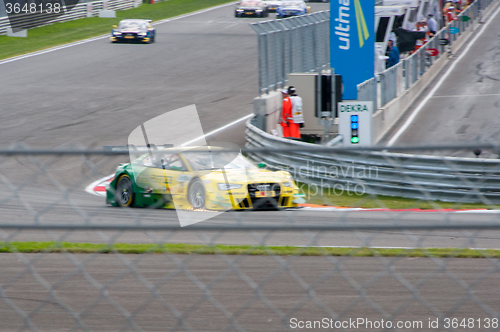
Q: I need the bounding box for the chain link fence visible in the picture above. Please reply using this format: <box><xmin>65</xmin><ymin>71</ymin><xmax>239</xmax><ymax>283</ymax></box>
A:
<box><xmin>250</xmin><ymin>11</ymin><xmax>330</xmax><ymax>96</ymax></box>
<box><xmin>0</xmin><ymin>145</ymin><xmax>499</xmax><ymax>331</ymax></box>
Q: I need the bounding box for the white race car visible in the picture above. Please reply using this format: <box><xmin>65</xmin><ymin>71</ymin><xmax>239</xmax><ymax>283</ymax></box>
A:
<box><xmin>265</xmin><ymin>0</ymin><xmax>283</xmax><ymax>12</ymax></box>
<box><xmin>235</xmin><ymin>0</ymin><xmax>270</xmax><ymax>17</ymax></box>
<box><xmin>276</xmin><ymin>0</ymin><xmax>310</xmax><ymax>18</ymax></box>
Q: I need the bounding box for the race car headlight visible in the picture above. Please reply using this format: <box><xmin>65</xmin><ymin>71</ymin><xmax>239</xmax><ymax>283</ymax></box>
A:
<box><xmin>138</xmin><ymin>32</ymin><xmax>147</xmax><ymax>36</ymax></box>
<box><xmin>218</xmin><ymin>183</ymin><xmax>242</xmax><ymax>191</ymax></box>
<box><xmin>236</xmin><ymin>9</ymin><xmax>244</xmax><ymax>11</ymax></box>
<box><xmin>283</xmin><ymin>181</ymin><xmax>293</xmax><ymax>188</ymax></box>
<box><xmin>255</xmin><ymin>9</ymin><xmax>262</xmax><ymax>12</ymax></box>
<box><xmin>113</xmin><ymin>31</ymin><xmax>122</xmax><ymax>35</ymax></box>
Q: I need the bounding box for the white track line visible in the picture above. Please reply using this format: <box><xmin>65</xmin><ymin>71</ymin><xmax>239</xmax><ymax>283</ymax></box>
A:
<box><xmin>386</xmin><ymin>4</ymin><xmax>500</xmax><ymax>146</ymax></box>
<box><xmin>0</xmin><ymin>2</ymin><xmax>237</xmax><ymax>66</ymax></box>
<box><xmin>300</xmin><ymin>207</ymin><xmax>500</xmax><ymax>213</ymax></box>
<box><xmin>180</xmin><ymin>113</ymin><xmax>253</xmax><ymax>146</ymax></box>
<box><xmin>455</xmin><ymin>209</ymin><xmax>500</xmax><ymax>213</ymax></box>
<box><xmin>432</xmin><ymin>93</ymin><xmax>500</xmax><ymax>98</ymax></box>
<box><xmin>296</xmin><ymin>245</ymin><xmax>500</xmax><ymax>250</ymax></box>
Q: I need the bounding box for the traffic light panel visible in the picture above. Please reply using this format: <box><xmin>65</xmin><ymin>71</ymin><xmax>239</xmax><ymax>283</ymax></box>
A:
<box><xmin>338</xmin><ymin>101</ymin><xmax>373</xmax><ymax>146</ymax></box>
<box><xmin>350</xmin><ymin>115</ymin><xmax>359</xmax><ymax>144</ymax></box>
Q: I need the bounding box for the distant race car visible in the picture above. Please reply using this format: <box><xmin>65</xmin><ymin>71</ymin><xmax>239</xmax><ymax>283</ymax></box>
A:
<box><xmin>235</xmin><ymin>0</ymin><xmax>269</xmax><ymax>17</ymax></box>
<box><xmin>106</xmin><ymin>146</ymin><xmax>304</xmax><ymax>210</ymax></box>
<box><xmin>265</xmin><ymin>0</ymin><xmax>283</xmax><ymax>12</ymax></box>
<box><xmin>110</xmin><ymin>19</ymin><xmax>156</xmax><ymax>43</ymax></box>
<box><xmin>276</xmin><ymin>0</ymin><xmax>310</xmax><ymax>18</ymax></box>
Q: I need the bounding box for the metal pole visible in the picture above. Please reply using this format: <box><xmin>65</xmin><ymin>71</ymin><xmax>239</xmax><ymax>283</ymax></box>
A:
<box><xmin>264</xmin><ymin>33</ymin><xmax>270</xmax><ymax>95</ymax></box>
<box><xmin>257</xmin><ymin>34</ymin><xmax>264</xmax><ymax>95</ymax></box>
<box><xmin>322</xmin><ymin>68</ymin><xmax>335</xmax><ymax>144</ymax></box>
<box><xmin>316</xmin><ymin>70</ymin><xmax>322</xmax><ymax>123</ymax></box>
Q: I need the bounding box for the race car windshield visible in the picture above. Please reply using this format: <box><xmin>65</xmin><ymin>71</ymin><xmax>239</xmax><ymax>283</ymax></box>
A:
<box><xmin>182</xmin><ymin>151</ymin><xmax>256</xmax><ymax>171</ymax></box>
<box><xmin>240</xmin><ymin>1</ymin><xmax>262</xmax><ymax>6</ymax></box>
<box><xmin>138</xmin><ymin>153</ymin><xmax>187</xmax><ymax>171</ymax></box>
<box><xmin>283</xmin><ymin>1</ymin><xmax>303</xmax><ymax>6</ymax></box>
<box><xmin>118</xmin><ymin>22</ymin><xmax>146</xmax><ymax>29</ymax></box>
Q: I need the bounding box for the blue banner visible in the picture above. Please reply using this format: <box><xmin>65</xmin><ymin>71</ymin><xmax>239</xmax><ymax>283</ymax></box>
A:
<box><xmin>331</xmin><ymin>0</ymin><xmax>375</xmax><ymax>100</ymax></box>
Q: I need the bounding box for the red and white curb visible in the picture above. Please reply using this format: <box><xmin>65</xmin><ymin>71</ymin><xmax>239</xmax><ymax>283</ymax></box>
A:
<box><xmin>85</xmin><ymin>174</ymin><xmax>114</xmax><ymax>197</ymax></box>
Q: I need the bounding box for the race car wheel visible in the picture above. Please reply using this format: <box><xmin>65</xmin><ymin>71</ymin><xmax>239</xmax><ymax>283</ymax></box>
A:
<box><xmin>188</xmin><ymin>179</ymin><xmax>205</xmax><ymax>210</ymax></box>
<box><xmin>116</xmin><ymin>175</ymin><xmax>134</xmax><ymax>207</ymax></box>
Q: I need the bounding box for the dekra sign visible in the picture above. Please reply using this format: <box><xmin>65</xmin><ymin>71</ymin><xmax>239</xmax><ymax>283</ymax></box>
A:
<box><xmin>339</xmin><ymin>104</ymin><xmax>369</xmax><ymax>112</ymax></box>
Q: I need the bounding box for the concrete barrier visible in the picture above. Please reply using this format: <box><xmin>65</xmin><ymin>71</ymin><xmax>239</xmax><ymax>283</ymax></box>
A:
<box><xmin>252</xmin><ymin>90</ymin><xmax>282</xmax><ymax>134</ymax></box>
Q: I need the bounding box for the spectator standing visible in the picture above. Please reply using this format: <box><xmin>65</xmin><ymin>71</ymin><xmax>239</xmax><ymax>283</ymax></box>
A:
<box><xmin>427</xmin><ymin>14</ymin><xmax>438</xmax><ymax>35</ymax></box>
<box><xmin>414</xmin><ymin>21</ymin><xmax>428</xmax><ymax>51</ymax></box>
<box><xmin>386</xmin><ymin>40</ymin><xmax>400</xmax><ymax>68</ymax></box>
<box><xmin>389</xmin><ymin>31</ymin><xmax>397</xmax><ymax>44</ymax></box>
<box><xmin>444</xmin><ymin>1</ymin><xmax>458</xmax><ymax>24</ymax></box>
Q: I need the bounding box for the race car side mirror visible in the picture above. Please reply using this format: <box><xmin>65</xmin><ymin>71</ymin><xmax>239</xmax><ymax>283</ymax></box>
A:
<box><xmin>258</xmin><ymin>163</ymin><xmax>266</xmax><ymax>169</ymax></box>
<box><xmin>112</xmin><ymin>25</ymin><xmax>118</xmax><ymax>28</ymax></box>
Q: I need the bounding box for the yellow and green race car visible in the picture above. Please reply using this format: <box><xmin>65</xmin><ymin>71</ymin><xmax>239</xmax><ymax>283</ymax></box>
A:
<box><xmin>106</xmin><ymin>146</ymin><xmax>304</xmax><ymax>210</ymax></box>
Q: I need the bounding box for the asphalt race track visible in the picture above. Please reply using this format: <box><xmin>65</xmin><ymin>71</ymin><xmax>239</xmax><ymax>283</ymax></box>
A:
<box><xmin>0</xmin><ymin>2</ymin><xmax>278</xmax><ymax>148</ymax></box>
<box><xmin>0</xmin><ymin>254</ymin><xmax>498</xmax><ymax>331</ymax></box>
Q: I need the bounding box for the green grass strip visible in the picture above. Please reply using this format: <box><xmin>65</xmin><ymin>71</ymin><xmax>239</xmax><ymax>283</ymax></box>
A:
<box><xmin>297</xmin><ymin>182</ymin><xmax>499</xmax><ymax>210</ymax></box>
<box><xmin>0</xmin><ymin>0</ymin><xmax>234</xmax><ymax>60</ymax></box>
<box><xmin>0</xmin><ymin>241</ymin><xmax>499</xmax><ymax>258</ymax></box>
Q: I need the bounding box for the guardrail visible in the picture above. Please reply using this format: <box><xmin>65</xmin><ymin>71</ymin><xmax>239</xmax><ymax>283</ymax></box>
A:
<box><xmin>0</xmin><ymin>0</ymin><xmax>139</xmax><ymax>35</ymax></box>
<box><xmin>246</xmin><ymin>120</ymin><xmax>500</xmax><ymax>204</ymax></box>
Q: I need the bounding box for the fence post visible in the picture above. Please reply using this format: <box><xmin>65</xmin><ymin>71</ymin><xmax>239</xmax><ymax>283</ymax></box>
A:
<box><xmin>86</xmin><ymin>2</ymin><xmax>93</xmax><ymax>17</ymax></box>
<box><xmin>264</xmin><ymin>33</ymin><xmax>270</xmax><ymax>95</ymax></box>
